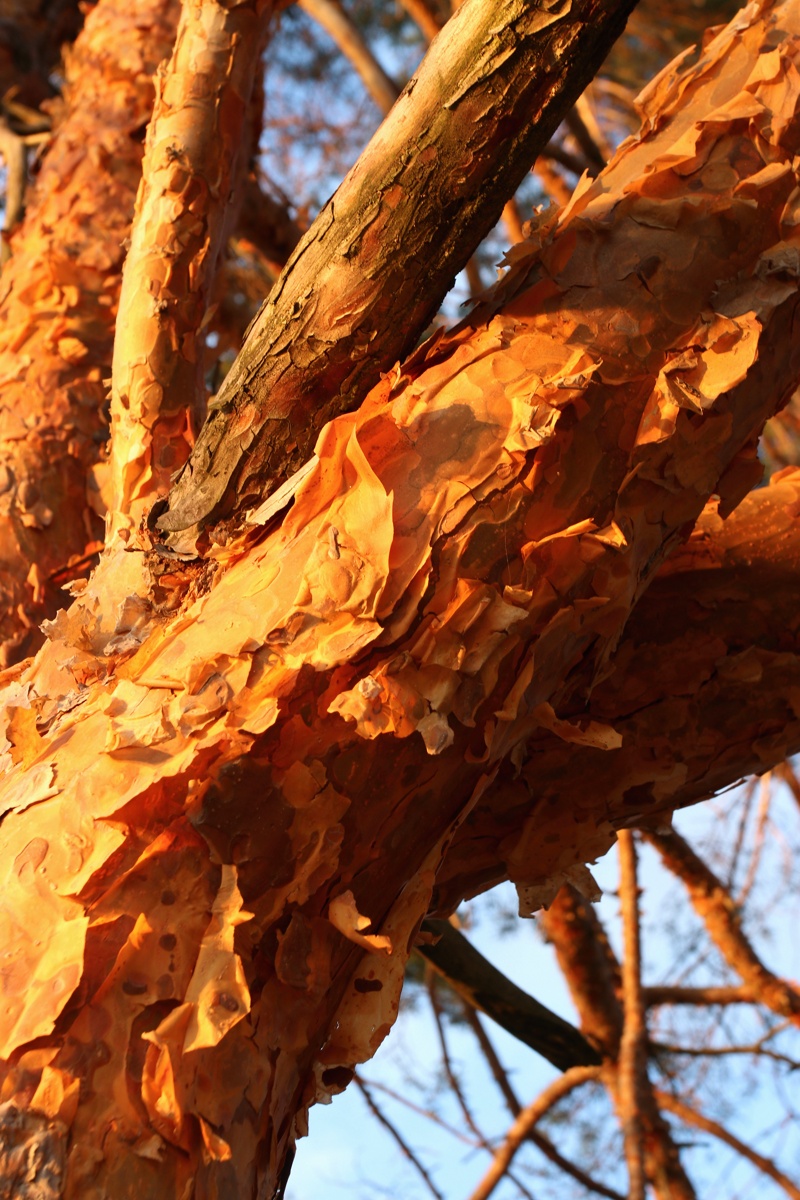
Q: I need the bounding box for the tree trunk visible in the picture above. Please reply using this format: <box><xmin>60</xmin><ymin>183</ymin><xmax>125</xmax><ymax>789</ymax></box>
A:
<box><xmin>2</xmin><ymin>2</ymin><xmax>800</xmax><ymax>1198</ymax></box>
<box><xmin>0</xmin><ymin>0</ymin><xmax>179</xmax><ymax>664</ymax></box>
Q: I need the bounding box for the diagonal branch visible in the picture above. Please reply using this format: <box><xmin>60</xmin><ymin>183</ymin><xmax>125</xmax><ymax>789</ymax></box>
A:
<box><xmin>418</xmin><ymin>918</ymin><xmax>600</xmax><ymax>1070</ymax></box>
<box><xmin>642</xmin><ymin>825</ymin><xmax>800</xmax><ymax>1023</ymax></box>
<box><xmin>156</xmin><ymin>0</ymin><xmax>639</xmax><ymax>545</ymax></box>
<box><xmin>465</xmin><ymin>1066</ymin><xmax>603</xmax><ymax>1200</ymax></box>
<box><xmin>461</xmin><ymin>1006</ymin><xmax>625</xmax><ymax>1200</ymax></box>
<box><xmin>298</xmin><ymin>0</ymin><xmax>400</xmax><ymax>114</ymax></box>
<box><xmin>356</xmin><ymin>1076</ymin><xmax>445</xmax><ymax>1200</ymax></box>
<box><xmin>106</xmin><ymin>0</ymin><xmax>279</xmax><ymax>540</ymax></box>
<box><xmin>655</xmin><ymin>1091</ymin><xmax>800</xmax><ymax>1200</ymax></box>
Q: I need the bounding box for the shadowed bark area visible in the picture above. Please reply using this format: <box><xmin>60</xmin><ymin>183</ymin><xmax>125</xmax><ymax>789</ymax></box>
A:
<box><xmin>156</xmin><ymin>0</ymin><xmax>639</xmax><ymax>548</ymax></box>
<box><xmin>433</xmin><ymin>473</ymin><xmax>800</xmax><ymax>911</ymax></box>
<box><xmin>2</xmin><ymin>3</ymin><xmax>800</xmax><ymax>1198</ymax></box>
<box><xmin>0</xmin><ymin>0</ymin><xmax>180</xmax><ymax>665</ymax></box>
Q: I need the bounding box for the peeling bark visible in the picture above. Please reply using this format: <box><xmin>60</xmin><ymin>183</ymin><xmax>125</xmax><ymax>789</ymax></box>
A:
<box><xmin>156</xmin><ymin>0</ymin><xmax>639</xmax><ymax>546</ymax></box>
<box><xmin>106</xmin><ymin>0</ymin><xmax>279</xmax><ymax>538</ymax></box>
<box><xmin>434</xmin><ymin>472</ymin><xmax>800</xmax><ymax>911</ymax></box>
<box><xmin>0</xmin><ymin>0</ymin><xmax>179</xmax><ymax>664</ymax></box>
<box><xmin>2</xmin><ymin>3</ymin><xmax>800</xmax><ymax>1197</ymax></box>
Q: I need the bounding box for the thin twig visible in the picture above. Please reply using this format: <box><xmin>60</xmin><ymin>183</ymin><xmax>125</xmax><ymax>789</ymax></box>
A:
<box><xmin>465</xmin><ymin>1066</ymin><xmax>603</xmax><ymax>1200</ymax></box>
<box><xmin>355</xmin><ymin>1076</ymin><xmax>445</xmax><ymax>1200</ymax></box>
<box><xmin>460</xmin><ymin>1004</ymin><xmax>625</xmax><ymax>1200</ymax></box>
<box><xmin>355</xmin><ymin>1075</ymin><xmax>480</xmax><ymax>1147</ymax></box>
<box><xmin>725</xmin><ymin>777</ymin><xmax>757</xmax><ymax>891</ymax></box>
<box><xmin>736</xmin><ymin>772</ymin><xmax>772</xmax><ymax>907</ymax></box>
<box><xmin>655</xmin><ymin>1090</ymin><xmax>800</xmax><ymax>1200</ymax></box>
<box><xmin>428</xmin><ymin>972</ymin><xmax>484</xmax><ymax>1142</ymax></box>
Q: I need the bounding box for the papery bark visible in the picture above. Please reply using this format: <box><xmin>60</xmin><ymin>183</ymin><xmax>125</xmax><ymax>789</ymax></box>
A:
<box><xmin>3</xmin><ymin>3</ymin><xmax>800</xmax><ymax>1197</ymax></box>
<box><xmin>0</xmin><ymin>0</ymin><xmax>179</xmax><ymax>664</ymax></box>
<box><xmin>156</xmin><ymin>0</ymin><xmax>639</xmax><ymax>546</ymax></box>
<box><xmin>434</xmin><ymin>472</ymin><xmax>800</xmax><ymax>911</ymax></box>
<box><xmin>106</xmin><ymin>0</ymin><xmax>278</xmax><ymax>538</ymax></box>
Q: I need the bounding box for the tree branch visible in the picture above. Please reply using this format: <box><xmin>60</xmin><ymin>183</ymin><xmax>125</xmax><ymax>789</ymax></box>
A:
<box><xmin>418</xmin><ymin>919</ymin><xmax>600</xmax><ymax>1070</ymax></box>
<box><xmin>156</xmin><ymin>0</ymin><xmax>639</xmax><ymax>545</ymax></box>
<box><xmin>461</xmin><ymin>1005</ymin><xmax>625</xmax><ymax>1200</ymax></box>
<box><xmin>642</xmin><ymin>825</ymin><xmax>800</xmax><ymax>1022</ymax></box>
<box><xmin>655</xmin><ymin>1091</ymin><xmax>800</xmax><ymax>1200</ymax></box>
<box><xmin>0</xmin><ymin>0</ymin><xmax>179</xmax><ymax>664</ymax></box>
<box><xmin>106</xmin><ymin>0</ymin><xmax>277</xmax><ymax>538</ymax></box>
<box><xmin>465</xmin><ymin>1066</ymin><xmax>603</xmax><ymax>1200</ymax></box>
<box><xmin>298</xmin><ymin>0</ymin><xmax>400</xmax><ymax>114</ymax></box>
<box><xmin>433</xmin><ymin>473</ymin><xmax>800</xmax><ymax>914</ymax></box>
<box><xmin>617</xmin><ymin>831</ymin><xmax>647</xmax><ymax>1200</ymax></box>
<box><xmin>356</xmin><ymin>1076</ymin><xmax>445</xmax><ymax>1200</ymax></box>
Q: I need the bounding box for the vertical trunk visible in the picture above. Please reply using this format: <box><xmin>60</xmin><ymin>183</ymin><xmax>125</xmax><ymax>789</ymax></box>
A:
<box><xmin>0</xmin><ymin>0</ymin><xmax>179</xmax><ymax>663</ymax></box>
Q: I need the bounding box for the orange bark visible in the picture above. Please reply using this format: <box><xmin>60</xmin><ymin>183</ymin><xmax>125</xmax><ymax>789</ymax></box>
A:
<box><xmin>0</xmin><ymin>0</ymin><xmax>179</xmax><ymax>665</ymax></box>
<box><xmin>435</xmin><ymin>473</ymin><xmax>800</xmax><ymax>911</ymax></box>
<box><xmin>106</xmin><ymin>0</ymin><xmax>278</xmax><ymax>539</ymax></box>
<box><xmin>2</xmin><ymin>3</ymin><xmax>800</xmax><ymax>1197</ymax></box>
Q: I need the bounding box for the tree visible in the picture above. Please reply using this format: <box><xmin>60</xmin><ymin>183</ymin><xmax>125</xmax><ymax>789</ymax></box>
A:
<box><xmin>1</xmin><ymin>0</ymin><xmax>800</xmax><ymax>1196</ymax></box>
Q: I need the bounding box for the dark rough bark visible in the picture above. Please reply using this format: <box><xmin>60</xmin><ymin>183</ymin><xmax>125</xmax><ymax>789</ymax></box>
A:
<box><xmin>156</xmin><ymin>0</ymin><xmax>639</xmax><ymax>548</ymax></box>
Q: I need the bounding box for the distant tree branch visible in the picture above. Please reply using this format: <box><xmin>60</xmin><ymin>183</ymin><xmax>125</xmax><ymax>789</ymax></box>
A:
<box><xmin>356</xmin><ymin>1077</ymin><xmax>445</xmax><ymax>1200</ymax></box>
<box><xmin>461</xmin><ymin>1005</ymin><xmax>626</xmax><ymax>1200</ymax></box>
<box><xmin>465</xmin><ymin>1066</ymin><xmax>603</xmax><ymax>1200</ymax></box>
<box><xmin>643</xmin><ymin>986</ymin><xmax>759</xmax><ymax>1008</ymax></box>
<box><xmin>617</xmin><ymin>831</ymin><xmax>647</xmax><ymax>1200</ymax></box>
<box><xmin>419</xmin><ymin>919</ymin><xmax>600</xmax><ymax>1071</ymax></box>
<box><xmin>298</xmin><ymin>0</ymin><xmax>400</xmax><ymax>114</ymax></box>
<box><xmin>642</xmin><ymin>826</ymin><xmax>800</xmax><ymax>1023</ymax></box>
<box><xmin>655</xmin><ymin>1091</ymin><xmax>800</xmax><ymax>1200</ymax></box>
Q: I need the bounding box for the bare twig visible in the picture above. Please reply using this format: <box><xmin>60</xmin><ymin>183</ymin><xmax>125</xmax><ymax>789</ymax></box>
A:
<box><xmin>355</xmin><ymin>1076</ymin><xmax>480</xmax><ymax>1147</ymax></box>
<box><xmin>356</xmin><ymin>1076</ymin><xmax>445</xmax><ymax>1200</ymax></box>
<box><xmin>460</xmin><ymin>1004</ymin><xmax>625</xmax><ymax>1200</ymax></box>
<box><xmin>465</xmin><ymin>1067</ymin><xmax>603</xmax><ymax>1200</ymax></box>
<box><xmin>617</xmin><ymin>830</ymin><xmax>647</xmax><ymax>1200</ymax></box>
<box><xmin>655</xmin><ymin>1091</ymin><xmax>800</xmax><ymax>1200</ymax></box>
<box><xmin>643</xmin><ymin>827</ymin><xmax>800</xmax><ymax>1021</ymax></box>
<box><xmin>725</xmin><ymin>777</ymin><xmax>757</xmax><ymax>891</ymax></box>
<box><xmin>736</xmin><ymin>773</ymin><xmax>773</xmax><ymax>907</ymax></box>
<box><xmin>428</xmin><ymin>972</ymin><xmax>485</xmax><ymax>1143</ymax></box>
